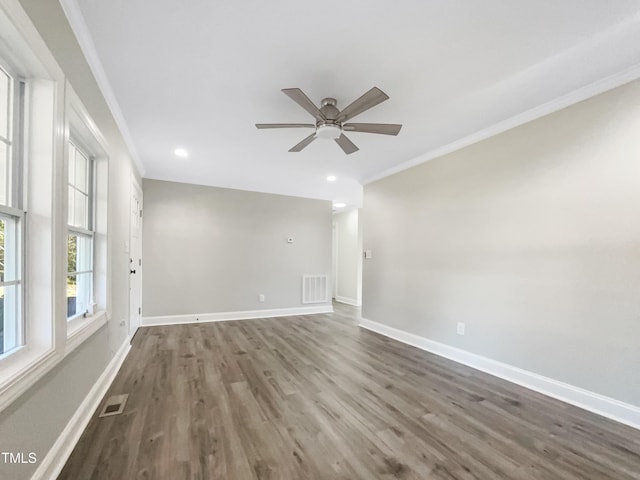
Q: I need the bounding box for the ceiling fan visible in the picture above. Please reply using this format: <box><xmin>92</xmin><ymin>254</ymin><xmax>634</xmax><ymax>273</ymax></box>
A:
<box><xmin>256</xmin><ymin>87</ymin><xmax>402</xmax><ymax>155</ymax></box>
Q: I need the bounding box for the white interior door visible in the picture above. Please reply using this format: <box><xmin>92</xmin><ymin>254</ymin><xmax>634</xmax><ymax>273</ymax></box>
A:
<box><xmin>129</xmin><ymin>178</ymin><xmax>143</xmax><ymax>337</ymax></box>
<box><xmin>332</xmin><ymin>222</ymin><xmax>338</xmax><ymax>299</ymax></box>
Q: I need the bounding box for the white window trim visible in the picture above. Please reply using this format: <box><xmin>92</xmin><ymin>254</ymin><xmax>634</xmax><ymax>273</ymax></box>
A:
<box><xmin>63</xmin><ymin>83</ymin><xmax>109</xmax><ymax>348</ymax></box>
<box><xmin>0</xmin><ymin>206</ymin><xmax>24</xmax><ymax>355</ymax></box>
<box><xmin>67</xmin><ymin>146</ymin><xmax>95</xmax><ymax>321</ymax></box>
<box><xmin>0</xmin><ymin>0</ymin><xmax>112</xmax><ymax>415</ymax></box>
<box><xmin>0</xmin><ymin>0</ymin><xmax>65</xmax><ymax>413</ymax></box>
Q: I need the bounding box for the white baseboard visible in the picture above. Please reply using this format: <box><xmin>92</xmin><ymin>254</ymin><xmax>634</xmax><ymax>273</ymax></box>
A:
<box><xmin>142</xmin><ymin>305</ymin><xmax>334</xmax><ymax>327</ymax></box>
<box><xmin>31</xmin><ymin>337</ymin><xmax>132</xmax><ymax>480</ymax></box>
<box><xmin>335</xmin><ymin>296</ymin><xmax>361</xmax><ymax>307</ymax></box>
<box><xmin>359</xmin><ymin>318</ymin><xmax>640</xmax><ymax>430</ymax></box>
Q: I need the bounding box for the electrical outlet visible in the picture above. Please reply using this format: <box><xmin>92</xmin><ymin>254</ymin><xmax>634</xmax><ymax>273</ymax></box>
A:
<box><xmin>456</xmin><ymin>322</ymin><xmax>465</xmax><ymax>335</ymax></box>
<box><xmin>259</xmin><ymin>294</ymin><xmax>265</xmax><ymax>302</ymax></box>
<box><xmin>119</xmin><ymin>320</ymin><xmax>125</xmax><ymax>327</ymax></box>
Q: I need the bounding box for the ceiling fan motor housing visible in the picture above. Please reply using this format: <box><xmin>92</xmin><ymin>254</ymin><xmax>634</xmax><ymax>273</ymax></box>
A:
<box><xmin>315</xmin><ymin>98</ymin><xmax>342</xmax><ymax>139</ymax></box>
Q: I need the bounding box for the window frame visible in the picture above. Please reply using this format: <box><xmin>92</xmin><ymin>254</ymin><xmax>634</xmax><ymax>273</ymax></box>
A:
<box><xmin>66</xmin><ymin>141</ymin><xmax>95</xmax><ymax>325</ymax></box>
<box><xmin>0</xmin><ymin>0</ymin><xmax>111</xmax><ymax>415</ymax></box>
<box><xmin>0</xmin><ymin>209</ymin><xmax>24</xmax><ymax>356</ymax></box>
<box><xmin>63</xmin><ymin>84</ymin><xmax>109</xmax><ymax>348</ymax></box>
<box><xmin>0</xmin><ymin>0</ymin><xmax>66</xmax><ymax>413</ymax></box>
<box><xmin>0</xmin><ymin>58</ymin><xmax>25</xmax><ymax>359</ymax></box>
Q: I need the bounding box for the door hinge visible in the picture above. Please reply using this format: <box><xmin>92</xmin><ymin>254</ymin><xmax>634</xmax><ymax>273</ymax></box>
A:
<box><xmin>138</xmin><ymin>307</ymin><xmax>141</xmax><ymax>315</ymax></box>
<box><xmin>139</xmin><ymin>209</ymin><xmax>143</xmax><ymax>218</ymax></box>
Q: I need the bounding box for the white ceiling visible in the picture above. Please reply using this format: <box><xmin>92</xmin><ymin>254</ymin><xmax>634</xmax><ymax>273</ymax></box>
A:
<box><xmin>64</xmin><ymin>0</ymin><xmax>640</xmax><ymax>207</ymax></box>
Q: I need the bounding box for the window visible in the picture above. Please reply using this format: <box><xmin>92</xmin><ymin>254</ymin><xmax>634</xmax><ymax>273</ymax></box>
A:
<box><xmin>0</xmin><ymin>0</ymin><xmax>68</xmax><ymax>412</ymax></box>
<box><xmin>0</xmin><ymin>63</ymin><xmax>23</xmax><ymax>356</ymax></box>
<box><xmin>67</xmin><ymin>143</ymin><xmax>94</xmax><ymax>319</ymax></box>
<box><xmin>0</xmin><ymin>0</ymin><xmax>108</xmax><ymax>413</ymax></box>
<box><xmin>63</xmin><ymin>84</ymin><xmax>109</xmax><ymax>347</ymax></box>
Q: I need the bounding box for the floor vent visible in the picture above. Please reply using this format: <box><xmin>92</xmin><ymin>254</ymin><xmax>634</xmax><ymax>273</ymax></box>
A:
<box><xmin>302</xmin><ymin>274</ymin><xmax>329</xmax><ymax>304</ymax></box>
<box><xmin>98</xmin><ymin>394</ymin><xmax>129</xmax><ymax>418</ymax></box>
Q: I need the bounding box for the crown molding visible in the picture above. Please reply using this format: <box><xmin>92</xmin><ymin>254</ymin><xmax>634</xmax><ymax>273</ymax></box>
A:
<box><xmin>364</xmin><ymin>62</ymin><xmax>640</xmax><ymax>185</ymax></box>
<box><xmin>59</xmin><ymin>0</ymin><xmax>146</xmax><ymax>177</ymax></box>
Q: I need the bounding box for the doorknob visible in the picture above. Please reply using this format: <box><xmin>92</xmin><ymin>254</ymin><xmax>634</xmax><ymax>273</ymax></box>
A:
<box><xmin>130</xmin><ymin>269</ymin><xmax>136</xmax><ymax>275</ymax></box>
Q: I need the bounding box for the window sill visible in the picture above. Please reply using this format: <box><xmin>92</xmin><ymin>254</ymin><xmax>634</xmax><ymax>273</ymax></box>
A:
<box><xmin>0</xmin><ymin>345</ymin><xmax>58</xmax><ymax>412</ymax></box>
<box><xmin>0</xmin><ymin>311</ymin><xmax>109</xmax><ymax>414</ymax></box>
<box><xmin>66</xmin><ymin>310</ymin><xmax>108</xmax><ymax>355</ymax></box>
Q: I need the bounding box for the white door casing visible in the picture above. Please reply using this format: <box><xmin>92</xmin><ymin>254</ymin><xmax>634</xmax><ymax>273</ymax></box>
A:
<box><xmin>129</xmin><ymin>177</ymin><xmax>143</xmax><ymax>337</ymax></box>
<box><xmin>332</xmin><ymin>222</ymin><xmax>338</xmax><ymax>299</ymax></box>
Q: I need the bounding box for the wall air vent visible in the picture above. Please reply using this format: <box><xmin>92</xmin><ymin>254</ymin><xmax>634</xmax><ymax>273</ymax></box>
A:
<box><xmin>302</xmin><ymin>274</ymin><xmax>329</xmax><ymax>304</ymax></box>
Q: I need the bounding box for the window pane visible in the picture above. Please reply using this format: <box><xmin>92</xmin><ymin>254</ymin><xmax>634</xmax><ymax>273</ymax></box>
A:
<box><xmin>0</xmin><ymin>218</ymin><xmax>4</xmax><ymax>282</ymax></box>
<box><xmin>68</xmin><ymin>233</ymin><xmax>92</xmax><ymax>273</ymax></box>
<box><xmin>73</xmin><ymin>190</ymin><xmax>88</xmax><ymax>229</ymax></box>
<box><xmin>67</xmin><ymin>233</ymin><xmax>93</xmax><ymax>319</ymax></box>
<box><xmin>66</xmin><ymin>274</ymin><xmax>76</xmax><ymax>317</ymax></box>
<box><xmin>74</xmin><ymin>148</ymin><xmax>88</xmax><ymax>192</ymax></box>
<box><xmin>0</xmin><ymin>141</ymin><xmax>6</xmax><ymax>206</ymax></box>
<box><xmin>0</xmin><ymin>284</ymin><xmax>21</xmax><ymax>354</ymax></box>
<box><xmin>67</xmin><ymin>272</ymin><xmax>91</xmax><ymax>318</ymax></box>
<box><xmin>67</xmin><ymin>233</ymin><xmax>77</xmax><ymax>273</ymax></box>
<box><xmin>76</xmin><ymin>234</ymin><xmax>92</xmax><ymax>272</ymax></box>
<box><xmin>0</xmin><ymin>69</ymin><xmax>9</xmax><ymax>140</ymax></box>
<box><xmin>68</xmin><ymin>143</ymin><xmax>76</xmax><ymax>184</ymax></box>
<box><xmin>0</xmin><ymin>215</ymin><xmax>17</xmax><ymax>283</ymax></box>
<box><xmin>76</xmin><ymin>272</ymin><xmax>92</xmax><ymax>315</ymax></box>
<box><xmin>0</xmin><ymin>214</ymin><xmax>20</xmax><ymax>353</ymax></box>
<box><xmin>68</xmin><ymin>184</ymin><xmax>75</xmax><ymax>227</ymax></box>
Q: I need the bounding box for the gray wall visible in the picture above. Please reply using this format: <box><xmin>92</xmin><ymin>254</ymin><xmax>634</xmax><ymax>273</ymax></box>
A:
<box><xmin>142</xmin><ymin>179</ymin><xmax>332</xmax><ymax>317</ymax></box>
<box><xmin>0</xmin><ymin>329</ymin><xmax>109</xmax><ymax>480</ymax></box>
<box><xmin>363</xmin><ymin>79</ymin><xmax>640</xmax><ymax>406</ymax></box>
<box><xmin>0</xmin><ymin>1</ymin><xmax>141</xmax><ymax>479</ymax></box>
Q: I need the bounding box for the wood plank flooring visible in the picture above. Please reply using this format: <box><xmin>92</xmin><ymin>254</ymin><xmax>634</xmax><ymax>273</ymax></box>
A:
<box><xmin>58</xmin><ymin>303</ymin><xmax>640</xmax><ymax>479</ymax></box>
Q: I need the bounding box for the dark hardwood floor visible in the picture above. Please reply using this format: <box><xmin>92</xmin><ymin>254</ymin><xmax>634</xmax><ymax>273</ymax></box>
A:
<box><xmin>59</xmin><ymin>303</ymin><xmax>640</xmax><ymax>479</ymax></box>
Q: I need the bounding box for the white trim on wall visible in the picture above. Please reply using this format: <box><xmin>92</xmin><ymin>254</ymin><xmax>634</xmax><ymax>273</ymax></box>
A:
<box><xmin>359</xmin><ymin>317</ymin><xmax>640</xmax><ymax>430</ymax></box>
<box><xmin>335</xmin><ymin>296</ymin><xmax>361</xmax><ymax>307</ymax></box>
<box><xmin>31</xmin><ymin>336</ymin><xmax>131</xmax><ymax>480</ymax></box>
<box><xmin>142</xmin><ymin>305</ymin><xmax>334</xmax><ymax>327</ymax></box>
<box><xmin>59</xmin><ymin>0</ymin><xmax>145</xmax><ymax>176</ymax></box>
<box><xmin>364</xmin><ymin>62</ymin><xmax>640</xmax><ymax>185</ymax></box>
<box><xmin>332</xmin><ymin>221</ymin><xmax>338</xmax><ymax>299</ymax></box>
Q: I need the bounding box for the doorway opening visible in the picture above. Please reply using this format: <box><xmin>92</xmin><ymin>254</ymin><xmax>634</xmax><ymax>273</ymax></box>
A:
<box><xmin>331</xmin><ymin>208</ymin><xmax>362</xmax><ymax>307</ymax></box>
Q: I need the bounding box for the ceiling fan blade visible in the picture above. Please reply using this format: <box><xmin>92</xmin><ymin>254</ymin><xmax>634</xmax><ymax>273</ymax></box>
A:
<box><xmin>289</xmin><ymin>133</ymin><xmax>317</xmax><ymax>152</ymax></box>
<box><xmin>335</xmin><ymin>134</ymin><xmax>359</xmax><ymax>155</ymax></box>
<box><xmin>342</xmin><ymin>123</ymin><xmax>402</xmax><ymax>135</ymax></box>
<box><xmin>336</xmin><ymin>87</ymin><xmax>389</xmax><ymax>122</ymax></box>
<box><xmin>282</xmin><ymin>88</ymin><xmax>326</xmax><ymax>120</ymax></box>
<box><xmin>256</xmin><ymin>123</ymin><xmax>315</xmax><ymax>129</ymax></box>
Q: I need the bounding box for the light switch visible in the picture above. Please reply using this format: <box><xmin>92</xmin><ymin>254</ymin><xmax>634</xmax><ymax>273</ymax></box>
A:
<box><xmin>364</xmin><ymin>250</ymin><xmax>372</xmax><ymax>259</ymax></box>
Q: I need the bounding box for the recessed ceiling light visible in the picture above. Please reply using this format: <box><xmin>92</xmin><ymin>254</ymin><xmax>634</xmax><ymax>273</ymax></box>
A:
<box><xmin>333</xmin><ymin>202</ymin><xmax>346</xmax><ymax>209</ymax></box>
<box><xmin>326</xmin><ymin>175</ymin><xmax>337</xmax><ymax>182</ymax></box>
<box><xmin>174</xmin><ymin>148</ymin><xmax>188</xmax><ymax>158</ymax></box>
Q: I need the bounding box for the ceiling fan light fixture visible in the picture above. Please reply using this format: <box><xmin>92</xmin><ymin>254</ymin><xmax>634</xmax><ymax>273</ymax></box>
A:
<box><xmin>174</xmin><ymin>148</ymin><xmax>189</xmax><ymax>158</ymax></box>
<box><xmin>316</xmin><ymin>124</ymin><xmax>342</xmax><ymax>140</ymax></box>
